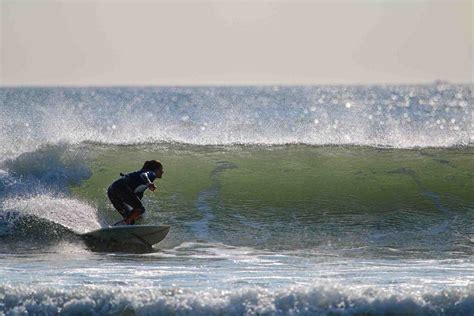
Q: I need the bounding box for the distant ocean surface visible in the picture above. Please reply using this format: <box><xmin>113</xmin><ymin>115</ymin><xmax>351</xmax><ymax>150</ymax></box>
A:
<box><xmin>0</xmin><ymin>85</ymin><xmax>473</xmax><ymax>315</ymax></box>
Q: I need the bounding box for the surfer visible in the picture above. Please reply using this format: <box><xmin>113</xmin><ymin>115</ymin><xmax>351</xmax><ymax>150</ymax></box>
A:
<box><xmin>107</xmin><ymin>160</ymin><xmax>164</xmax><ymax>225</ymax></box>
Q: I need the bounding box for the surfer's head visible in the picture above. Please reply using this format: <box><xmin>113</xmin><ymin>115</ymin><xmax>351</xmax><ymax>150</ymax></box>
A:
<box><xmin>142</xmin><ymin>160</ymin><xmax>164</xmax><ymax>178</ymax></box>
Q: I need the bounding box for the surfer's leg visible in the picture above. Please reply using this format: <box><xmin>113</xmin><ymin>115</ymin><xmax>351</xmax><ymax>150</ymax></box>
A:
<box><xmin>124</xmin><ymin>208</ymin><xmax>143</xmax><ymax>225</ymax></box>
<box><xmin>120</xmin><ymin>189</ymin><xmax>145</xmax><ymax>225</ymax></box>
<box><xmin>107</xmin><ymin>186</ymin><xmax>129</xmax><ymax>218</ymax></box>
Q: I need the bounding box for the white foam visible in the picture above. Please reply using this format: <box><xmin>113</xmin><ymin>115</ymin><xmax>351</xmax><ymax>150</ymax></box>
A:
<box><xmin>1</xmin><ymin>284</ymin><xmax>472</xmax><ymax>315</ymax></box>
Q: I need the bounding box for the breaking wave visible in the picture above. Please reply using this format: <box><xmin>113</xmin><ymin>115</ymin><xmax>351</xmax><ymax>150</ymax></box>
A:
<box><xmin>1</xmin><ymin>284</ymin><xmax>472</xmax><ymax>315</ymax></box>
<box><xmin>0</xmin><ymin>85</ymin><xmax>471</xmax><ymax>162</ymax></box>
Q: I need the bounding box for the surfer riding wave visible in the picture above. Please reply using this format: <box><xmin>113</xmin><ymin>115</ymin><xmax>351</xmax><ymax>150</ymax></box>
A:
<box><xmin>107</xmin><ymin>160</ymin><xmax>163</xmax><ymax>225</ymax></box>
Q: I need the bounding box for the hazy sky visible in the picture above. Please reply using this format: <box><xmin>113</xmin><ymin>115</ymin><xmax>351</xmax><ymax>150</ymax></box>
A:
<box><xmin>1</xmin><ymin>0</ymin><xmax>472</xmax><ymax>86</ymax></box>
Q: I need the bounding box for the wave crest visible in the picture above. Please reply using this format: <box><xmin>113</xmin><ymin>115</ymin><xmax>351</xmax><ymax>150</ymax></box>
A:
<box><xmin>1</xmin><ymin>86</ymin><xmax>471</xmax><ymax>161</ymax></box>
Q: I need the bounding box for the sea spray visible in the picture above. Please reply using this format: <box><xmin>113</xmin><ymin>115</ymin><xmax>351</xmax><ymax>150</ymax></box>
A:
<box><xmin>0</xmin><ymin>85</ymin><xmax>471</xmax><ymax>162</ymax></box>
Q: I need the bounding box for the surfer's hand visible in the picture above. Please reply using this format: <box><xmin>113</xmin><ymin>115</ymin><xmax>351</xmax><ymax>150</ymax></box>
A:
<box><xmin>148</xmin><ymin>183</ymin><xmax>156</xmax><ymax>192</ymax></box>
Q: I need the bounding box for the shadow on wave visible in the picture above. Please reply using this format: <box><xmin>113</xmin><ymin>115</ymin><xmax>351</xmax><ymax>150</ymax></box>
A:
<box><xmin>0</xmin><ymin>211</ymin><xmax>81</xmax><ymax>250</ymax></box>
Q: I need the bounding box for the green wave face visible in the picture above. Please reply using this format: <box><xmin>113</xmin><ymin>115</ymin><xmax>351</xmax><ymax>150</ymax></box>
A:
<box><xmin>72</xmin><ymin>144</ymin><xmax>474</xmax><ymax>255</ymax></box>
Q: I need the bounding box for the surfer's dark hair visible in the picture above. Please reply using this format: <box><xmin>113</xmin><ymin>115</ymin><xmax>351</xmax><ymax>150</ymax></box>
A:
<box><xmin>142</xmin><ymin>160</ymin><xmax>163</xmax><ymax>171</ymax></box>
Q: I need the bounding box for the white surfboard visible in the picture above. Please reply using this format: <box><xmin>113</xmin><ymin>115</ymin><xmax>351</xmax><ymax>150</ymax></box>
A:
<box><xmin>82</xmin><ymin>225</ymin><xmax>170</xmax><ymax>249</ymax></box>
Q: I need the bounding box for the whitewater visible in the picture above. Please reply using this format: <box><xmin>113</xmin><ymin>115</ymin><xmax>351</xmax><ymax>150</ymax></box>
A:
<box><xmin>0</xmin><ymin>85</ymin><xmax>473</xmax><ymax>315</ymax></box>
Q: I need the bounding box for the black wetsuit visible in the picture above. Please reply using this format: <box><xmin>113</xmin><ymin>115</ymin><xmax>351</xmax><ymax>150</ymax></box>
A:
<box><xmin>107</xmin><ymin>170</ymin><xmax>157</xmax><ymax>222</ymax></box>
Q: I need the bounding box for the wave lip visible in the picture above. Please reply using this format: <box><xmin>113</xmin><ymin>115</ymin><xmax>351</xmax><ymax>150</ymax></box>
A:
<box><xmin>1</xmin><ymin>285</ymin><xmax>473</xmax><ymax>315</ymax></box>
<box><xmin>1</xmin><ymin>85</ymin><xmax>471</xmax><ymax>161</ymax></box>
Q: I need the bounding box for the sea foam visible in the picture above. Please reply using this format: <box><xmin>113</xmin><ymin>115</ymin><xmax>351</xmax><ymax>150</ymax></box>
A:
<box><xmin>1</xmin><ymin>284</ymin><xmax>473</xmax><ymax>315</ymax></box>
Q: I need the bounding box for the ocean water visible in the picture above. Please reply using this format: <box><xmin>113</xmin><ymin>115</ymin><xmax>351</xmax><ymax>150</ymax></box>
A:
<box><xmin>0</xmin><ymin>85</ymin><xmax>473</xmax><ymax>315</ymax></box>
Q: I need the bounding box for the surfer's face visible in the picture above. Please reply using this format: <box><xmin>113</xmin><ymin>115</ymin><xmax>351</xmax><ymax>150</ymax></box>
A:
<box><xmin>155</xmin><ymin>168</ymin><xmax>164</xmax><ymax>178</ymax></box>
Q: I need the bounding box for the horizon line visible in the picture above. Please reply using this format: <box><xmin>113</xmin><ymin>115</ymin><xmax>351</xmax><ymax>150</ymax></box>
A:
<box><xmin>1</xmin><ymin>80</ymin><xmax>472</xmax><ymax>89</ymax></box>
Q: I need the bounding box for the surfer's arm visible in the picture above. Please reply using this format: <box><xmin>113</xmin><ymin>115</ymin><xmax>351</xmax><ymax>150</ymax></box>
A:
<box><xmin>140</xmin><ymin>171</ymin><xmax>156</xmax><ymax>191</ymax></box>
